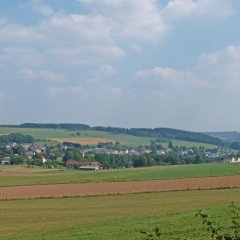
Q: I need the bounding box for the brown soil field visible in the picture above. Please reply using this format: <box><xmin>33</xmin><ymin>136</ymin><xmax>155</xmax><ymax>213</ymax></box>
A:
<box><xmin>0</xmin><ymin>166</ymin><xmax>57</xmax><ymax>177</ymax></box>
<box><xmin>0</xmin><ymin>171</ymin><xmax>57</xmax><ymax>177</ymax></box>
<box><xmin>0</xmin><ymin>175</ymin><xmax>240</xmax><ymax>200</ymax></box>
<box><xmin>50</xmin><ymin>137</ymin><xmax>114</xmax><ymax>145</ymax></box>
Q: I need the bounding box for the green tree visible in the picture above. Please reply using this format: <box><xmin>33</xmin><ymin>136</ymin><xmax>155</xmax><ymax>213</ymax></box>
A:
<box><xmin>168</xmin><ymin>141</ymin><xmax>173</xmax><ymax>149</ymax></box>
<box><xmin>194</xmin><ymin>154</ymin><xmax>203</xmax><ymax>164</ymax></box>
<box><xmin>133</xmin><ymin>155</ymin><xmax>147</xmax><ymax>167</ymax></box>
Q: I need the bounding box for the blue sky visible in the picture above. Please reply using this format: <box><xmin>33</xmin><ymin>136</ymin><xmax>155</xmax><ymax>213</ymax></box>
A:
<box><xmin>0</xmin><ymin>0</ymin><xmax>240</xmax><ymax>131</ymax></box>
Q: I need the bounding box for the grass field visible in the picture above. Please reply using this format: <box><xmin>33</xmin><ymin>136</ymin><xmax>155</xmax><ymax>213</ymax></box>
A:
<box><xmin>0</xmin><ymin>163</ymin><xmax>240</xmax><ymax>239</ymax></box>
<box><xmin>0</xmin><ymin>127</ymin><xmax>153</xmax><ymax>146</ymax></box>
<box><xmin>0</xmin><ymin>188</ymin><xmax>240</xmax><ymax>240</ymax></box>
<box><xmin>0</xmin><ymin>163</ymin><xmax>239</xmax><ymax>187</ymax></box>
<box><xmin>0</xmin><ymin>127</ymin><xmax>218</xmax><ymax>148</ymax></box>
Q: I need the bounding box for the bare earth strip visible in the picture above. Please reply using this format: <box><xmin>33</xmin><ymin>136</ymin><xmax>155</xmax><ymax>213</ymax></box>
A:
<box><xmin>0</xmin><ymin>175</ymin><xmax>240</xmax><ymax>200</ymax></box>
<box><xmin>50</xmin><ymin>137</ymin><xmax>114</xmax><ymax>144</ymax></box>
<box><xmin>0</xmin><ymin>172</ymin><xmax>58</xmax><ymax>177</ymax></box>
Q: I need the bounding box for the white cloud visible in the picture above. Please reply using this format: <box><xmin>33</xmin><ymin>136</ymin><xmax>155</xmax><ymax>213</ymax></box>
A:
<box><xmin>0</xmin><ymin>18</ymin><xmax>44</xmax><ymax>43</ymax></box>
<box><xmin>68</xmin><ymin>85</ymin><xmax>82</xmax><ymax>93</ymax></box>
<box><xmin>77</xmin><ymin>0</ymin><xmax>168</xmax><ymax>42</ymax></box>
<box><xmin>39</xmin><ymin>70</ymin><xmax>64</xmax><ymax>83</ymax></box>
<box><xmin>42</xmin><ymin>14</ymin><xmax>114</xmax><ymax>44</ymax></box>
<box><xmin>0</xmin><ymin>0</ymin><xmax>232</xmax><ymax>71</ymax></box>
<box><xmin>131</xmin><ymin>43</ymin><xmax>143</xmax><ymax>53</ymax></box>
<box><xmin>23</xmin><ymin>0</ymin><xmax>55</xmax><ymax>16</ymax></box>
<box><xmin>135</xmin><ymin>67</ymin><xmax>206</xmax><ymax>88</ymax></box>
<box><xmin>18</xmin><ymin>68</ymin><xmax>64</xmax><ymax>83</ymax></box>
<box><xmin>47</xmin><ymin>45</ymin><xmax>124</xmax><ymax>66</ymax></box>
<box><xmin>163</xmin><ymin>0</ymin><xmax>233</xmax><ymax>21</ymax></box>
<box><xmin>17</xmin><ymin>68</ymin><xmax>38</xmax><ymax>80</ymax></box>
<box><xmin>100</xmin><ymin>64</ymin><xmax>116</xmax><ymax>75</ymax></box>
<box><xmin>198</xmin><ymin>45</ymin><xmax>240</xmax><ymax>88</ymax></box>
<box><xmin>0</xmin><ymin>47</ymin><xmax>45</xmax><ymax>67</ymax></box>
<box><xmin>47</xmin><ymin>86</ymin><xmax>65</xmax><ymax>98</ymax></box>
<box><xmin>110</xmin><ymin>87</ymin><xmax>122</xmax><ymax>95</ymax></box>
<box><xmin>47</xmin><ymin>85</ymin><xmax>83</xmax><ymax>97</ymax></box>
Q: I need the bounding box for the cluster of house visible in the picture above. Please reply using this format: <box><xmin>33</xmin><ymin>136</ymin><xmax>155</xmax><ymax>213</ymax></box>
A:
<box><xmin>1</xmin><ymin>142</ymin><xmax>240</xmax><ymax>168</ymax></box>
<box><xmin>1</xmin><ymin>144</ymin><xmax>52</xmax><ymax>165</ymax></box>
<box><xmin>24</xmin><ymin>145</ymin><xmax>48</xmax><ymax>163</ymax></box>
<box><xmin>80</xmin><ymin>147</ymin><xmax>167</xmax><ymax>157</ymax></box>
<box><xmin>81</xmin><ymin>148</ymin><xmax>138</xmax><ymax>157</ymax></box>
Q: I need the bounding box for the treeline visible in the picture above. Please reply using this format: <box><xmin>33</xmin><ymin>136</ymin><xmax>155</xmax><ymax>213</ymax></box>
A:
<box><xmin>93</xmin><ymin>152</ymin><xmax>217</xmax><ymax>169</ymax></box>
<box><xmin>62</xmin><ymin>148</ymin><xmax>220</xmax><ymax>169</ymax></box>
<box><xmin>0</xmin><ymin>133</ymin><xmax>34</xmax><ymax>144</ymax></box>
<box><xmin>19</xmin><ymin>123</ymin><xmax>91</xmax><ymax>131</ymax></box>
<box><xmin>0</xmin><ymin>123</ymin><xmax>223</xmax><ymax>146</ymax></box>
<box><xmin>0</xmin><ymin>123</ymin><xmax>91</xmax><ymax>131</ymax></box>
<box><xmin>94</xmin><ymin>127</ymin><xmax>223</xmax><ymax>146</ymax></box>
<box><xmin>228</xmin><ymin>141</ymin><xmax>240</xmax><ymax>150</ymax></box>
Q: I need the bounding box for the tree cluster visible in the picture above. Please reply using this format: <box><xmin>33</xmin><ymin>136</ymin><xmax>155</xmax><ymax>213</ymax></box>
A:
<box><xmin>0</xmin><ymin>133</ymin><xmax>34</xmax><ymax>144</ymax></box>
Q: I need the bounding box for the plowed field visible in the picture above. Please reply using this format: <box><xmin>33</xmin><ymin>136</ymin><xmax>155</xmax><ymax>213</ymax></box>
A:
<box><xmin>1</xmin><ymin>175</ymin><xmax>239</xmax><ymax>200</ymax></box>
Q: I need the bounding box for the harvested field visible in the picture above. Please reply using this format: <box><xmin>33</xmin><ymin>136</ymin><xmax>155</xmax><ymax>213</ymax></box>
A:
<box><xmin>1</xmin><ymin>175</ymin><xmax>240</xmax><ymax>200</ymax></box>
<box><xmin>50</xmin><ymin>137</ymin><xmax>114</xmax><ymax>145</ymax></box>
<box><xmin>0</xmin><ymin>172</ymin><xmax>55</xmax><ymax>177</ymax></box>
<box><xmin>0</xmin><ymin>166</ymin><xmax>58</xmax><ymax>177</ymax></box>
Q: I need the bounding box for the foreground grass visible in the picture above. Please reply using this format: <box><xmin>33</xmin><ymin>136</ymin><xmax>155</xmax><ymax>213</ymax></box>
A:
<box><xmin>0</xmin><ymin>188</ymin><xmax>239</xmax><ymax>240</ymax></box>
<box><xmin>0</xmin><ymin>163</ymin><xmax>239</xmax><ymax>187</ymax></box>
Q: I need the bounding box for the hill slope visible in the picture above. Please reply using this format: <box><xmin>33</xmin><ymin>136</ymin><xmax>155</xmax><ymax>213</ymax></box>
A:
<box><xmin>0</xmin><ymin>123</ymin><xmax>223</xmax><ymax>146</ymax></box>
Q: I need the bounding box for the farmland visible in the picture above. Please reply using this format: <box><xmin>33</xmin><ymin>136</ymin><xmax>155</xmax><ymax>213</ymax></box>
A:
<box><xmin>0</xmin><ymin>127</ymin><xmax>239</xmax><ymax>239</ymax></box>
<box><xmin>0</xmin><ymin>127</ymin><xmax>154</xmax><ymax>146</ymax></box>
<box><xmin>0</xmin><ymin>189</ymin><xmax>240</xmax><ymax>240</ymax></box>
<box><xmin>0</xmin><ymin>163</ymin><xmax>239</xmax><ymax>239</ymax></box>
<box><xmin>0</xmin><ymin>175</ymin><xmax>239</xmax><ymax>200</ymax></box>
<box><xmin>0</xmin><ymin>163</ymin><xmax>240</xmax><ymax>187</ymax></box>
<box><xmin>0</xmin><ymin>127</ymin><xmax>218</xmax><ymax>148</ymax></box>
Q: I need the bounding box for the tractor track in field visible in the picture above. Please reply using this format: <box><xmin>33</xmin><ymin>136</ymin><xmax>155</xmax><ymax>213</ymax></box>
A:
<box><xmin>0</xmin><ymin>175</ymin><xmax>240</xmax><ymax>200</ymax></box>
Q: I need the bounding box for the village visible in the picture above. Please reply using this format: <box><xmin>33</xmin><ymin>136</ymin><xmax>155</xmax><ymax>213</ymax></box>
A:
<box><xmin>1</xmin><ymin>135</ymin><xmax>239</xmax><ymax>170</ymax></box>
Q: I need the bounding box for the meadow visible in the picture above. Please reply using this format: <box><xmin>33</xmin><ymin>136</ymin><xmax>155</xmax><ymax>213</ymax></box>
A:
<box><xmin>0</xmin><ymin>188</ymin><xmax>240</xmax><ymax>240</ymax></box>
<box><xmin>0</xmin><ymin>163</ymin><xmax>240</xmax><ymax>187</ymax></box>
<box><xmin>0</xmin><ymin>127</ymin><xmax>238</xmax><ymax>239</ymax></box>
<box><xmin>0</xmin><ymin>127</ymin><xmax>217</xmax><ymax>148</ymax></box>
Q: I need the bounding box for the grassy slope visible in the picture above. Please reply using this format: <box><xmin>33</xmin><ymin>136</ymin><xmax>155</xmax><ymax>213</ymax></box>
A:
<box><xmin>0</xmin><ymin>127</ymin><xmax>217</xmax><ymax>148</ymax></box>
<box><xmin>0</xmin><ymin>127</ymin><xmax>153</xmax><ymax>145</ymax></box>
<box><xmin>0</xmin><ymin>189</ymin><xmax>239</xmax><ymax>240</ymax></box>
<box><xmin>0</xmin><ymin>163</ymin><xmax>239</xmax><ymax>187</ymax></box>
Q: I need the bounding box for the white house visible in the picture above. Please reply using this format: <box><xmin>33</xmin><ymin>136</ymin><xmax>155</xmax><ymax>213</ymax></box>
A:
<box><xmin>230</xmin><ymin>157</ymin><xmax>240</xmax><ymax>163</ymax></box>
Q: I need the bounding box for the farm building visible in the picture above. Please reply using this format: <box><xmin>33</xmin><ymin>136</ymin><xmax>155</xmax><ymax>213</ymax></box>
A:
<box><xmin>1</xmin><ymin>157</ymin><xmax>11</xmax><ymax>165</ymax></box>
<box><xmin>79</xmin><ymin>165</ymin><xmax>101</xmax><ymax>171</ymax></box>
<box><xmin>230</xmin><ymin>157</ymin><xmax>240</xmax><ymax>163</ymax></box>
<box><xmin>66</xmin><ymin>161</ymin><xmax>102</xmax><ymax>170</ymax></box>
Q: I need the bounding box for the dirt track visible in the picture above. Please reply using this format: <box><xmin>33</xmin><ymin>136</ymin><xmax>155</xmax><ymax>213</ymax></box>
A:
<box><xmin>0</xmin><ymin>175</ymin><xmax>240</xmax><ymax>200</ymax></box>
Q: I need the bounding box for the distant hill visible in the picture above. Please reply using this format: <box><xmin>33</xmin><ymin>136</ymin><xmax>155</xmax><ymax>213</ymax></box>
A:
<box><xmin>0</xmin><ymin>123</ymin><xmax>223</xmax><ymax>146</ymax></box>
<box><xmin>93</xmin><ymin>127</ymin><xmax>223</xmax><ymax>146</ymax></box>
<box><xmin>205</xmin><ymin>131</ymin><xmax>240</xmax><ymax>141</ymax></box>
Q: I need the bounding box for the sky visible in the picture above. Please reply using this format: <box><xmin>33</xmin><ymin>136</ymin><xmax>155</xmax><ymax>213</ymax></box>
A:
<box><xmin>0</xmin><ymin>0</ymin><xmax>240</xmax><ymax>131</ymax></box>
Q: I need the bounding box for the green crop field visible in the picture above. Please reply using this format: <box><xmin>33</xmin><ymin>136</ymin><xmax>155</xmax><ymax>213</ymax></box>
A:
<box><xmin>0</xmin><ymin>188</ymin><xmax>240</xmax><ymax>240</ymax></box>
<box><xmin>0</xmin><ymin>163</ymin><xmax>239</xmax><ymax>187</ymax></box>
<box><xmin>0</xmin><ymin>127</ymin><xmax>218</xmax><ymax>148</ymax></box>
